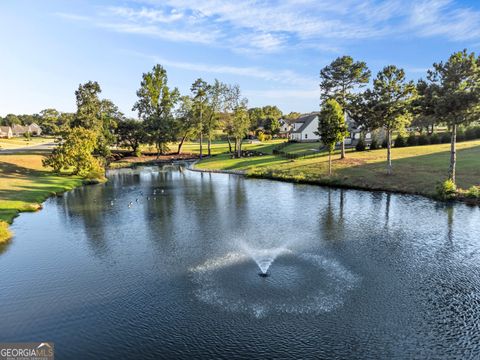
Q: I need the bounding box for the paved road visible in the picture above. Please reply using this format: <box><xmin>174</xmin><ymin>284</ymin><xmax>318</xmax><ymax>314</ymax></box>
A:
<box><xmin>0</xmin><ymin>142</ymin><xmax>56</xmax><ymax>154</ymax></box>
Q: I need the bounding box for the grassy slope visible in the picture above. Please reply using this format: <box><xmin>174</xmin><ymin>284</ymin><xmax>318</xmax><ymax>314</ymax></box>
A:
<box><xmin>0</xmin><ymin>153</ymin><xmax>82</xmax><ymax>243</ymax></box>
<box><xmin>196</xmin><ymin>140</ymin><xmax>480</xmax><ymax>197</ymax></box>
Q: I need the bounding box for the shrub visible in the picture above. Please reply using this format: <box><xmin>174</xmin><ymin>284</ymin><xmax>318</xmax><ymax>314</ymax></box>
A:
<box><xmin>257</xmin><ymin>131</ymin><xmax>266</xmax><ymax>142</ymax></box>
<box><xmin>355</xmin><ymin>138</ymin><xmax>366</xmax><ymax>151</ymax></box>
<box><xmin>417</xmin><ymin>134</ymin><xmax>430</xmax><ymax>145</ymax></box>
<box><xmin>134</xmin><ymin>147</ymin><xmax>142</xmax><ymax>157</ymax></box>
<box><xmin>475</xmin><ymin>126</ymin><xmax>480</xmax><ymax>139</ymax></box>
<box><xmin>440</xmin><ymin>132</ymin><xmax>451</xmax><ymax>144</ymax></box>
<box><xmin>394</xmin><ymin>134</ymin><xmax>406</xmax><ymax>147</ymax></box>
<box><xmin>381</xmin><ymin>139</ymin><xmax>388</xmax><ymax>148</ymax></box>
<box><xmin>369</xmin><ymin>137</ymin><xmax>380</xmax><ymax>150</ymax></box>
<box><xmin>436</xmin><ymin>179</ymin><xmax>457</xmax><ymax>200</ymax></box>
<box><xmin>465</xmin><ymin>127</ymin><xmax>477</xmax><ymax>140</ymax></box>
<box><xmin>466</xmin><ymin>186</ymin><xmax>480</xmax><ymax>199</ymax></box>
<box><xmin>264</xmin><ymin>134</ymin><xmax>272</xmax><ymax>141</ymax></box>
<box><xmin>407</xmin><ymin>133</ymin><xmax>417</xmax><ymax>146</ymax></box>
<box><xmin>457</xmin><ymin>129</ymin><xmax>466</xmax><ymax>142</ymax></box>
<box><xmin>430</xmin><ymin>133</ymin><xmax>440</xmax><ymax>144</ymax></box>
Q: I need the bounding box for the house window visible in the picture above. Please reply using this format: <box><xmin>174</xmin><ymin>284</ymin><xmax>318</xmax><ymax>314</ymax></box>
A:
<box><xmin>305</xmin><ymin>134</ymin><xmax>308</xmax><ymax>139</ymax></box>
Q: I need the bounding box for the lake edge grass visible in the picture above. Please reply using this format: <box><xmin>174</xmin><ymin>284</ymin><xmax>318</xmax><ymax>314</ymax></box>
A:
<box><xmin>0</xmin><ymin>153</ymin><xmax>99</xmax><ymax>244</ymax></box>
<box><xmin>195</xmin><ymin>140</ymin><xmax>480</xmax><ymax>205</ymax></box>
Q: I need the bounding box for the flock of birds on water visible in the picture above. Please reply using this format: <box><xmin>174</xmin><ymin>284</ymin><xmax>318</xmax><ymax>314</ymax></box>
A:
<box><xmin>105</xmin><ymin>187</ymin><xmax>166</xmax><ymax>209</ymax></box>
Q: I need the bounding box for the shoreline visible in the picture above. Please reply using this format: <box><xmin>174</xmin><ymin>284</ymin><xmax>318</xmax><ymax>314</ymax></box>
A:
<box><xmin>191</xmin><ymin>158</ymin><xmax>480</xmax><ymax>207</ymax></box>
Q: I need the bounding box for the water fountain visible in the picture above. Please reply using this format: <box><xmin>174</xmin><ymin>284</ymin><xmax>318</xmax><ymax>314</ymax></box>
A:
<box><xmin>238</xmin><ymin>244</ymin><xmax>290</xmax><ymax>277</ymax></box>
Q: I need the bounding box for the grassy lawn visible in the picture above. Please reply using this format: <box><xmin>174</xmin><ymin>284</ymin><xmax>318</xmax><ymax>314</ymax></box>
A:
<box><xmin>196</xmin><ymin>140</ymin><xmax>480</xmax><ymax>197</ymax></box>
<box><xmin>0</xmin><ymin>153</ymin><xmax>82</xmax><ymax>243</ymax></box>
<box><xmin>0</xmin><ymin>136</ymin><xmax>53</xmax><ymax>150</ymax></box>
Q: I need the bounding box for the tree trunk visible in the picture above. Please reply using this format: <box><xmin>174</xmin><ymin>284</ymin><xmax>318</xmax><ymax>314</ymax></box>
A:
<box><xmin>386</xmin><ymin>129</ymin><xmax>392</xmax><ymax>175</ymax></box>
<box><xmin>448</xmin><ymin>123</ymin><xmax>457</xmax><ymax>184</ymax></box>
<box><xmin>207</xmin><ymin>138</ymin><xmax>211</xmax><ymax>157</ymax></box>
<box><xmin>227</xmin><ymin>137</ymin><xmax>232</xmax><ymax>153</ymax></box>
<box><xmin>328</xmin><ymin>151</ymin><xmax>332</xmax><ymax>176</ymax></box>
<box><xmin>237</xmin><ymin>138</ymin><xmax>242</xmax><ymax>158</ymax></box>
<box><xmin>341</xmin><ymin>104</ymin><xmax>347</xmax><ymax>159</ymax></box>
<box><xmin>177</xmin><ymin>135</ymin><xmax>187</xmax><ymax>154</ymax></box>
<box><xmin>156</xmin><ymin>142</ymin><xmax>161</xmax><ymax>159</ymax></box>
<box><xmin>199</xmin><ymin>132</ymin><xmax>203</xmax><ymax>159</ymax></box>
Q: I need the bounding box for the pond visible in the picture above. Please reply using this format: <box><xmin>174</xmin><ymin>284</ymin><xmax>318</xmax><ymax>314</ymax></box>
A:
<box><xmin>1</xmin><ymin>165</ymin><xmax>480</xmax><ymax>359</ymax></box>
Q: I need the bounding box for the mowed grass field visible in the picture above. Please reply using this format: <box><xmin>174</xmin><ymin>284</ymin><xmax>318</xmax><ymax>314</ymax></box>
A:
<box><xmin>0</xmin><ymin>136</ymin><xmax>53</xmax><ymax>150</ymax></box>
<box><xmin>196</xmin><ymin>140</ymin><xmax>480</xmax><ymax>197</ymax></box>
<box><xmin>0</xmin><ymin>153</ymin><xmax>82</xmax><ymax>243</ymax></box>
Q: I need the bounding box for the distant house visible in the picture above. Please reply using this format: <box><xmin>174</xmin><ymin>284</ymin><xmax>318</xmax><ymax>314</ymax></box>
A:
<box><xmin>289</xmin><ymin>113</ymin><xmax>320</xmax><ymax>142</ymax></box>
<box><xmin>11</xmin><ymin>123</ymin><xmax>42</xmax><ymax>136</ymax></box>
<box><xmin>28</xmin><ymin>122</ymin><xmax>42</xmax><ymax>136</ymax></box>
<box><xmin>278</xmin><ymin>118</ymin><xmax>293</xmax><ymax>138</ymax></box>
<box><xmin>0</xmin><ymin>126</ymin><xmax>13</xmax><ymax>138</ymax></box>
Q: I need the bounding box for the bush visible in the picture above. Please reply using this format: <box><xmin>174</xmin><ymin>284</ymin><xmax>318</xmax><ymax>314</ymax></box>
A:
<box><xmin>476</xmin><ymin>127</ymin><xmax>480</xmax><ymax>139</ymax></box>
<box><xmin>465</xmin><ymin>127</ymin><xmax>478</xmax><ymax>140</ymax></box>
<box><xmin>264</xmin><ymin>134</ymin><xmax>272</xmax><ymax>141</ymax></box>
<box><xmin>394</xmin><ymin>134</ymin><xmax>406</xmax><ymax>147</ymax></box>
<box><xmin>257</xmin><ymin>131</ymin><xmax>266</xmax><ymax>142</ymax></box>
<box><xmin>382</xmin><ymin>139</ymin><xmax>389</xmax><ymax>148</ymax></box>
<box><xmin>369</xmin><ymin>137</ymin><xmax>380</xmax><ymax>150</ymax></box>
<box><xmin>417</xmin><ymin>134</ymin><xmax>430</xmax><ymax>145</ymax></box>
<box><xmin>440</xmin><ymin>132</ymin><xmax>451</xmax><ymax>144</ymax></box>
<box><xmin>436</xmin><ymin>179</ymin><xmax>457</xmax><ymax>200</ymax></box>
<box><xmin>430</xmin><ymin>133</ymin><xmax>440</xmax><ymax>144</ymax></box>
<box><xmin>457</xmin><ymin>129</ymin><xmax>466</xmax><ymax>142</ymax></box>
<box><xmin>466</xmin><ymin>186</ymin><xmax>480</xmax><ymax>199</ymax></box>
<box><xmin>134</xmin><ymin>147</ymin><xmax>142</xmax><ymax>157</ymax></box>
<box><xmin>407</xmin><ymin>133</ymin><xmax>417</xmax><ymax>146</ymax></box>
<box><xmin>355</xmin><ymin>138</ymin><xmax>366</xmax><ymax>151</ymax></box>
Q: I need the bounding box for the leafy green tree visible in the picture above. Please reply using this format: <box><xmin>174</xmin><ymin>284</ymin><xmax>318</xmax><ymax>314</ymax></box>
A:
<box><xmin>366</xmin><ymin>65</ymin><xmax>416</xmax><ymax>174</ymax></box>
<box><xmin>232</xmin><ymin>103</ymin><xmax>250</xmax><ymax>157</ymax></box>
<box><xmin>317</xmin><ymin>99</ymin><xmax>348</xmax><ymax>175</ymax></box>
<box><xmin>412</xmin><ymin>80</ymin><xmax>437</xmax><ymax>134</ymax></box>
<box><xmin>426</xmin><ymin>50</ymin><xmax>480</xmax><ymax>184</ymax></box>
<box><xmin>248</xmin><ymin>107</ymin><xmax>264</xmax><ymax>131</ymax></box>
<box><xmin>43</xmin><ymin>127</ymin><xmax>104</xmax><ymax>179</ymax></box>
<box><xmin>116</xmin><ymin>118</ymin><xmax>146</xmax><ymax>156</ymax></box>
<box><xmin>71</xmin><ymin>81</ymin><xmax>121</xmax><ymax>158</ymax></box>
<box><xmin>320</xmin><ymin>56</ymin><xmax>371</xmax><ymax>159</ymax></box>
<box><xmin>190</xmin><ymin>78</ymin><xmax>209</xmax><ymax>159</ymax></box>
<box><xmin>4</xmin><ymin>114</ymin><xmax>21</xmax><ymax>126</ymax></box>
<box><xmin>133</xmin><ymin>65</ymin><xmax>180</xmax><ymax>157</ymax></box>
<box><xmin>39</xmin><ymin>108</ymin><xmax>60</xmax><ymax>134</ymax></box>
<box><xmin>262</xmin><ymin>105</ymin><xmax>283</xmax><ymax>135</ymax></box>
<box><xmin>175</xmin><ymin>96</ymin><xmax>199</xmax><ymax>154</ymax></box>
<box><xmin>204</xmin><ymin>79</ymin><xmax>228</xmax><ymax>156</ymax></box>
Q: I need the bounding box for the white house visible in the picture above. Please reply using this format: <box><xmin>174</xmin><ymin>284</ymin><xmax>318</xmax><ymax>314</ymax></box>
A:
<box><xmin>289</xmin><ymin>113</ymin><xmax>320</xmax><ymax>141</ymax></box>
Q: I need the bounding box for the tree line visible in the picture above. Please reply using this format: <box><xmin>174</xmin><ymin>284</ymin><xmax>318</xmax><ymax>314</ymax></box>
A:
<box><xmin>317</xmin><ymin>49</ymin><xmax>480</xmax><ymax>189</ymax></box>
<box><xmin>21</xmin><ymin>64</ymin><xmax>291</xmax><ymax>178</ymax></box>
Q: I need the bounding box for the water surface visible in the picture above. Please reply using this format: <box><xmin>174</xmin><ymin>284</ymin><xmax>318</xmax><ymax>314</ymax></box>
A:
<box><xmin>1</xmin><ymin>165</ymin><xmax>480</xmax><ymax>359</ymax></box>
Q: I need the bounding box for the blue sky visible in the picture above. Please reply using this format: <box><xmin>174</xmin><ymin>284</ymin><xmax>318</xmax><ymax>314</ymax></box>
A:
<box><xmin>1</xmin><ymin>0</ymin><xmax>480</xmax><ymax>117</ymax></box>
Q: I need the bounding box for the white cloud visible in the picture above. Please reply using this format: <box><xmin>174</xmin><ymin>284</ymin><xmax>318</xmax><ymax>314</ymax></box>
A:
<box><xmin>56</xmin><ymin>0</ymin><xmax>480</xmax><ymax>55</ymax></box>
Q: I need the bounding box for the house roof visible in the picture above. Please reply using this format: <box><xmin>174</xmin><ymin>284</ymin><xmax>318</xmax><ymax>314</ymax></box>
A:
<box><xmin>291</xmin><ymin>113</ymin><xmax>319</xmax><ymax>133</ymax></box>
<box><xmin>0</xmin><ymin>126</ymin><xmax>12</xmax><ymax>133</ymax></box>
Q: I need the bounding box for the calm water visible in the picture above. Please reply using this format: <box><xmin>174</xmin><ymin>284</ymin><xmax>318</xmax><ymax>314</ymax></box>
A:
<box><xmin>1</xmin><ymin>165</ymin><xmax>480</xmax><ymax>359</ymax></box>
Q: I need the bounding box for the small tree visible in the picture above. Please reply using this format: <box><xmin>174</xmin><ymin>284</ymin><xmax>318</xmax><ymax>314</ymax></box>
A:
<box><xmin>317</xmin><ymin>99</ymin><xmax>348</xmax><ymax>176</ymax></box>
<box><xmin>116</xmin><ymin>118</ymin><xmax>146</xmax><ymax>156</ymax></box>
<box><xmin>232</xmin><ymin>104</ymin><xmax>250</xmax><ymax>157</ymax></box>
<box><xmin>427</xmin><ymin>50</ymin><xmax>480</xmax><ymax>184</ymax></box>
<box><xmin>133</xmin><ymin>65</ymin><xmax>179</xmax><ymax>157</ymax></box>
<box><xmin>367</xmin><ymin>65</ymin><xmax>415</xmax><ymax>174</ymax></box>
<box><xmin>190</xmin><ymin>78</ymin><xmax>209</xmax><ymax>158</ymax></box>
<box><xmin>320</xmin><ymin>56</ymin><xmax>371</xmax><ymax>159</ymax></box>
<box><xmin>175</xmin><ymin>96</ymin><xmax>199</xmax><ymax>154</ymax></box>
<box><xmin>43</xmin><ymin>127</ymin><xmax>103</xmax><ymax>178</ymax></box>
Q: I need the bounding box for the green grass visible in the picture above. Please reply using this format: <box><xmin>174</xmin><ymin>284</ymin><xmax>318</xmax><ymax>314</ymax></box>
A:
<box><xmin>0</xmin><ymin>153</ymin><xmax>82</xmax><ymax>243</ymax></box>
<box><xmin>196</xmin><ymin>140</ymin><xmax>480</xmax><ymax>198</ymax></box>
<box><xmin>0</xmin><ymin>136</ymin><xmax>53</xmax><ymax>150</ymax></box>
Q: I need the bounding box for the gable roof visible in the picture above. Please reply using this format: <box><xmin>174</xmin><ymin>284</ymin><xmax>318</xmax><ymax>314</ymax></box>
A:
<box><xmin>0</xmin><ymin>126</ymin><xmax>12</xmax><ymax>133</ymax></box>
<box><xmin>291</xmin><ymin>113</ymin><xmax>319</xmax><ymax>133</ymax></box>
